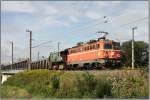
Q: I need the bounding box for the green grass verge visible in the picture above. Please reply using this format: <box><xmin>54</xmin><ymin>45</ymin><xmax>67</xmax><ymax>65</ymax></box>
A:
<box><xmin>1</xmin><ymin>69</ymin><xmax>148</xmax><ymax>99</ymax></box>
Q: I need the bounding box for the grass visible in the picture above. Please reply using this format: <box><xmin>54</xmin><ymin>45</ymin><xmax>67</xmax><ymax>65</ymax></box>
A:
<box><xmin>0</xmin><ymin>85</ymin><xmax>31</xmax><ymax>98</ymax></box>
<box><xmin>0</xmin><ymin>69</ymin><xmax>148</xmax><ymax>99</ymax></box>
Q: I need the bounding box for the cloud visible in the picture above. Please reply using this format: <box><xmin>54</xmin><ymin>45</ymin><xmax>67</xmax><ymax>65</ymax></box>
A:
<box><xmin>85</xmin><ymin>12</ymin><xmax>101</xmax><ymax>20</ymax></box>
<box><xmin>96</xmin><ymin>1</ymin><xmax>122</xmax><ymax>6</ymax></box>
<box><xmin>69</xmin><ymin>16</ymin><xmax>79</xmax><ymax>23</ymax></box>
<box><xmin>2</xmin><ymin>23</ymin><xmax>23</xmax><ymax>34</ymax></box>
<box><xmin>2</xmin><ymin>1</ymin><xmax>35</xmax><ymax>13</ymax></box>
<box><xmin>43</xmin><ymin>16</ymin><xmax>71</xmax><ymax>28</ymax></box>
<box><xmin>43</xmin><ymin>6</ymin><xmax>59</xmax><ymax>15</ymax></box>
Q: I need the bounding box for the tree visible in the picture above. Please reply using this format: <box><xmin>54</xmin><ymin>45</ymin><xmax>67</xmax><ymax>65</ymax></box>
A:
<box><xmin>121</xmin><ymin>40</ymin><xmax>149</xmax><ymax>67</ymax></box>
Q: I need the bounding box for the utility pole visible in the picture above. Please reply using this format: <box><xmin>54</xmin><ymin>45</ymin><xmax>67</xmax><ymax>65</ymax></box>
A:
<box><xmin>10</xmin><ymin>41</ymin><xmax>13</xmax><ymax>70</ymax></box>
<box><xmin>58</xmin><ymin>42</ymin><xmax>60</xmax><ymax>57</ymax></box>
<box><xmin>37</xmin><ymin>52</ymin><xmax>40</xmax><ymax>61</ymax></box>
<box><xmin>132</xmin><ymin>27</ymin><xmax>137</xmax><ymax>69</ymax></box>
<box><xmin>26</xmin><ymin>29</ymin><xmax>32</xmax><ymax>70</ymax></box>
<box><xmin>0</xmin><ymin>0</ymin><xmax>1</xmax><ymax>70</ymax></box>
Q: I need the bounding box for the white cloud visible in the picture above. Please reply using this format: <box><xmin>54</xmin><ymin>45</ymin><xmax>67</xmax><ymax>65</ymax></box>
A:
<box><xmin>43</xmin><ymin>16</ymin><xmax>71</xmax><ymax>28</ymax></box>
<box><xmin>69</xmin><ymin>16</ymin><xmax>79</xmax><ymax>23</ymax></box>
<box><xmin>96</xmin><ymin>1</ymin><xmax>122</xmax><ymax>6</ymax></box>
<box><xmin>2</xmin><ymin>1</ymin><xmax>35</xmax><ymax>13</ymax></box>
<box><xmin>43</xmin><ymin>6</ymin><xmax>58</xmax><ymax>15</ymax></box>
<box><xmin>2</xmin><ymin>23</ymin><xmax>23</xmax><ymax>35</ymax></box>
<box><xmin>85</xmin><ymin>11</ymin><xmax>101</xmax><ymax>20</ymax></box>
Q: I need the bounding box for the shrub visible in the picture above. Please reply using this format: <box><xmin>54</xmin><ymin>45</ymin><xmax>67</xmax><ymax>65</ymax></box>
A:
<box><xmin>51</xmin><ymin>75</ymin><xmax>60</xmax><ymax>90</ymax></box>
<box><xmin>74</xmin><ymin>72</ymin><xmax>97</xmax><ymax>98</ymax></box>
<box><xmin>95</xmin><ymin>78</ymin><xmax>112</xmax><ymax>98</ymax></box>
<box><xmin>0</xmin><ymin>85</ymin><xmax>31</xmax><ymax>98</ymax></box>
<box><xmin>110</xmin><ymin>75</ymin><xmax>148</xmax><ymax>98</ymax></box>
<box><xmin>1</xmin><ymin>69</ymin><xmax>148</xmax><ymax>99</ymax></box>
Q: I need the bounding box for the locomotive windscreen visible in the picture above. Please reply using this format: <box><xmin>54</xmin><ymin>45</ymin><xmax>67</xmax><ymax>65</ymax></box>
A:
<box><xmin>104</xmin><ymin>43</ymin><xmax>112</xmax><ymax>49</ymax></box>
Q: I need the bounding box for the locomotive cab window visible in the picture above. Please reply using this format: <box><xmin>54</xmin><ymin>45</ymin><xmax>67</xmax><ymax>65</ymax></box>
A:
<box><xmin>113</xmin><ymin>42</ymin><xmax>120</xmax><ymax>50</ymax></box>
<box><xmin>104</xmin><ymin>43</ymin><xmax>112</xmax><ymax>49</ymax></box>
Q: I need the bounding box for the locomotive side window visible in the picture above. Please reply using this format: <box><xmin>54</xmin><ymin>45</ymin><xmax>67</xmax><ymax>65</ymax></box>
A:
<box><xmin>90</xmin><ymin>45</ymin><xmax>92</xmax><ymax>49</ymax></box>
<box><xmin>85</xmin><ymin>47</ymin><xmax>87</xmax><ymax>51</ymax></box>
<box><xmin>104</xmin><ymin>43</ymin><xmax>112</xmax><ymax>49</ymax></box>
<box><xmin>77</xmin><ymin>48</ymin><xmax>79</xmax><ymax>52</ymax></box>
<box><xmin>76</xmin><ymin>48</ymin><xmax>78</xmax><ymax>52</ymax></box>
<box><xmin>92</xmin><ymin>45</ymin><xmax>95</xmax><ymax>49</ymax></box>
<box><xmin>84</xmin><ymin>47</ymin><xmax>86</xmax><ymax>51</ymax></box>
<box><xmin>82</xmin><ymin>47</ymin><xmax>84</xmax><ymax>51</ymax></box>
<box><xmin>85</xmin><ymin>46</ymin><xmax>87</xmax><ymax>50</ymax></box>
<box><xmin>69</xmin><ymin>43</ymin><xmax>101</xmax><ymax>54</ymax></box>
<box><xmin>87</xmin><ymin>46</ymin><xmax>89</xmax><ymax>50</ymax></box>
<box><xmin>96</xmin><ymin>44</ymin><xmax>100</xmax><ymax>49</ymax></box>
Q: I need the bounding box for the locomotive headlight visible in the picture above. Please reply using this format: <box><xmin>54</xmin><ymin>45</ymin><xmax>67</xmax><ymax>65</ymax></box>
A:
<box><xmin>111</xmin><ymin>52</ymin><xmax>115</xmax><ymax>56</ymax></box>
<box><xmin>98</xmin><ymin>52</ymin><xmax>101</xmax><ymax>57</ymax></box>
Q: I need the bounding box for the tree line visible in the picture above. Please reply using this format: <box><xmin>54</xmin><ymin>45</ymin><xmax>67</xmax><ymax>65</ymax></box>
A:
<box><xmin>121</xmin><ymin>40</ymin><xmax>149</xmax><ymax>67</ymax></box>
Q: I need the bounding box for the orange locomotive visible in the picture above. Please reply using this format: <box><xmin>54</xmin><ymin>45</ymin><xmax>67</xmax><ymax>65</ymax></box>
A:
<box><xmin>66</xmin><ymin>32</ymin><xmax>121</xmax><ymax>69</ymax></box>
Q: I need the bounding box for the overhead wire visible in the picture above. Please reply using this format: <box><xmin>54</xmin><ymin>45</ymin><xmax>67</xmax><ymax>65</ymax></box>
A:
<box><xmin>73</xmin><ymin>16</ymin><xmax>148</xmax><ymax>43</ymax></box>
<box><xmin>75</xmin><ymin>16</ymin><xmax>147</xmax><ymax>37</ymax></box>
<box><xmin>32</xmin><ymin>40</ymin><xmax>52</xmax><ymax>48</ymax></box>
<box><xmin>67</xmin><ymin>16</ymin><xmax>109</xmax><ymax>34</ymax></box>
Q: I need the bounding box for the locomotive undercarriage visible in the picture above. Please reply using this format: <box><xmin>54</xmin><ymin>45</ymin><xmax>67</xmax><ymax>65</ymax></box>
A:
<box><xmin>66</xmin><ymin>59</ymin><xmax>121</xmax><ymax>70</ymax></box>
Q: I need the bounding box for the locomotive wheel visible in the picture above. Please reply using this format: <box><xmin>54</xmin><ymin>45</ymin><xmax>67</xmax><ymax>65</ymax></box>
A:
<box><xmin>84</xmin><ymin>63</ymin><xmax>90</xmax><ymax>70</ymax></box>
<box><xmin>92</xmin><ymin>63</ymin><xmax>102</xmax><ymax>69</ymax></box>
<box><xmin>73</xmin><ymin>64</ymin><xmax>78</xmax><ymax>70</ymax></box>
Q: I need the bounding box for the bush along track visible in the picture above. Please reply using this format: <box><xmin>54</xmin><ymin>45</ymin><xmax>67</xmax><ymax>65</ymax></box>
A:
<box><xmin>1</xmin><ymin>69</ymin><xmax>148</xmax><ymax>99</ymax></box>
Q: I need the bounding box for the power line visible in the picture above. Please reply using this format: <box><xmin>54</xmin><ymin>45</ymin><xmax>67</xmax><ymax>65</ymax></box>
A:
<box><xmin>33</xmin><ymin>45</ymin><xmax>53</xmax><ymax>48</ymax></box>
<box><xmin>106</xmin><ymin>17</ymin><xmax>148</xmax><ymax>39</ymax></box>
<box><xmin>69</xmin><ymin>17</ymin><xmax>148</xmax><ymax>44</ymax></box>
<box><xmin>66</xmin><ymin>16</ymin><xmax>147</xmax><ymax>38</ymax></box>
<box><xmin>68</xmin><ymin>16</ymin><xmax>109</xmax><ymax>34</ymax></box>
<box><xmin>65</xmin><ymin>17</ymin><xmax>147</xmax><ymax>47</ymax></box>
<box><xmin>112</xmin><ymin>17</ymin><xmax>148</xmax><ymax>29</ymax></box>
<box><xmin>2</xmin><ymin>55</ymin><xmax>21</xmax><ymax>60</ymax></box>
<box><xmin>32</xmin><ymin>40</ymin><xmax>52</xmax><ymax>48</ymax></box>
<box><xmin>81</xmin><ymin>17</ymin><xmax>147</xmax><ymax>35</ymax></box>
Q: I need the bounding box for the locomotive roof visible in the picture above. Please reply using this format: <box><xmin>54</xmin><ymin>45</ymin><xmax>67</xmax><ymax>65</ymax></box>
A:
<box><xmin>69</xmin><ymin>39</ymin><xmax>115</xmax><ymax>50</ymax></box>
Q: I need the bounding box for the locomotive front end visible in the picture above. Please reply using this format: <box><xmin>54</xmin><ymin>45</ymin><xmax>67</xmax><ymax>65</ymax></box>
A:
<box><xmin>103</xmin><ymin>41</ymin><xmax>122</xmax><ymax>67</ymax></box>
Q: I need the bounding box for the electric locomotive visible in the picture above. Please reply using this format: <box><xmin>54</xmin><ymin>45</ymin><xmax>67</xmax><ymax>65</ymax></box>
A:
<box><xmin>66</xmin><ymin>32</ymin><xmax>121</xmax><ymax>69</ymax></box>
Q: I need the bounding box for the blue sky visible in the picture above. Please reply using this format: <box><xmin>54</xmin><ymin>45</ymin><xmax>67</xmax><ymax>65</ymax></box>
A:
<box><xmin>1</xmin><ymin>1</ymin><xmax>148</xmax><ymax>64</ymax></box>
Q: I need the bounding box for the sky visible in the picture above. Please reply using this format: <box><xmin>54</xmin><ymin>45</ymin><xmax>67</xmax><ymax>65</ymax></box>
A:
<box><xmin>1</xmin><ymin>1</ymin><xmax>149</xmax><ymax>64</ymax></box>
